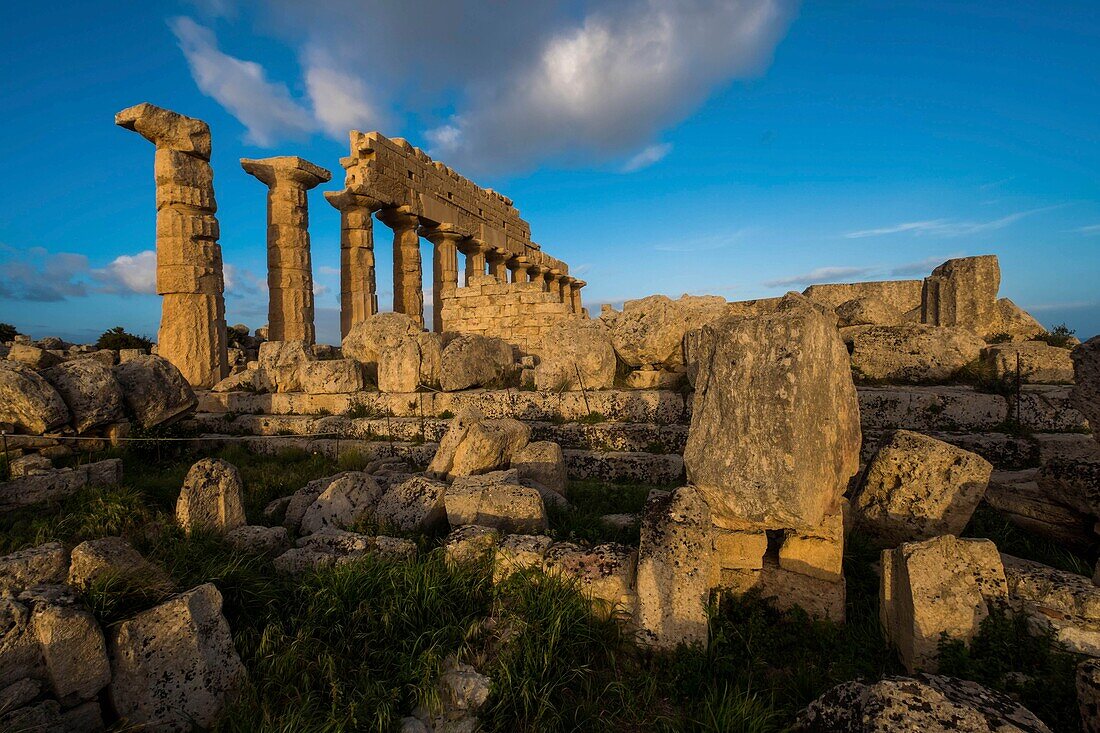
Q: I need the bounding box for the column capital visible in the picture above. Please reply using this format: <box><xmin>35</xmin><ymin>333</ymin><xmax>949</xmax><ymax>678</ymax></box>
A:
<box><xmin>573</xmin><ymin>279</ymin><xmax>587</xmax><ymax>289</ymax></box>
<box><xmin>421</xmin><ymin>226</ymin><xmax>466</xmax><ymax>246</ymax></box>
<box><xmin>377</xmin><ymin>206</ymin><xmax>420</xmax><ymax>230</ymax></box>
<box><xmin>241</xmin><ymin>156</ymin><xmax>331</xmax><ymax>189</ymax></box>
<box><xmin>486</xmin><ymin>247</ymin><xmax>509</xmax><ymax>263</ymax></box>
<box><xmin>508</xmin><ymin>255</ymin><xmax>531</xmax><ymax>270</ymax></box>
<box><xmin>324</xmin><ymin>189</ymin><xmax>383</xmax><ymax>212</ymax></box>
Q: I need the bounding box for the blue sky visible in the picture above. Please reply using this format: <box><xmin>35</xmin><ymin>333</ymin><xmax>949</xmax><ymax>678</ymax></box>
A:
<box><xmin>1</xmin><ymin>0</ymin><xmax>1098</xmax><ymax>345</ymax></box>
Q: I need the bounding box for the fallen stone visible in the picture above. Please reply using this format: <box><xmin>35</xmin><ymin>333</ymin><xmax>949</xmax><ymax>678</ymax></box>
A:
<box><xmin>0</xmin><ymin>360</ymin><xmax>70</xmax><ymax>434</ymax></box>
<box><xmin>1078</xmin><ymin>658</ymin><xmax>1100</xmax><ymax>733</ymax></box>
<box><xmin>112</xmin><ymin>355</ymin><xmax>197</xmax><ymax>429</ymax></box>
<box><xmin>224</xmin><ymin>524</ymin><xmax>290</xmax><ymax>554</ymax></box>
<box><xmin>68</xmin><ymin>536</ymin><xmax>171</xmax><ymax>593</ymax></box>
<box><xmin>41</xmin><ymin>358</ymin><xmax>126</xmax><ymax>433</ymax></box>
<box><xmin>374</xmin><ymin>475</ymin><xmax>448</xmax><ymax>533</ymax></box>
<box><xmin>510</xmin><ymin>440</ymin><xmax>567</xmax><ymax>496</ymax></box>
<box><xmin>445</xmin><ymin>471</ymin><xmax>548</xmax><ymax>534</ymax></box>
<box><xmin>778</xmin><ymin>508</ymin><xmax>845</xmax><ymax>582</ymax></box>
<box><xmin>341</xmin><ymin>312</ymin><xmax>423</xmax><ymax>381</ymax></box>
<box><xmin>982</xmin><ymin>341</ymin><xmax>1075</xmax><ymax>384</ymax></box>
<box><xmin>297</xmin><ymin>359</ymin><xmax>365</xmax><ymax>394</ymax></box>
<box><xmin>0</xmin><ymin>460</ymin><xmax>124</xmax><ymax>513</ymax></box>
<box><xmin>377</xmin><ymin>332</ymin><xmax>442</xmax><ymax>392</ymax></box>
<box><xmin>0</xmin><ymin>542</ymin><xmax>68</xmax><ymax>591</ymax></box>
<box><xmin>493</xmin><ymin>534</ymin><xmax>553</xmax><ymax>582</ymax></box>
<box><xmin>1035</xmin><ymin>455</ymin><xmax>1100</xmax><ymax>519</ymax></box>
<box><xmin>717</xmin><ymin>557</ymin><xmax>846</xmax><ymax>621</ymax></box>
<box><xmin>1002</xmin><ymin>553</ymin><xmax>1100</xmax><ymax>656</ymax></box>
<box><xmin>7</xmin><ymin>343</ymin><xmax>64</xmax><ymax>369</ymax></box>
<box><xmin>427</xmin><ymin>408</ymin><xmax>531</xmax><ymax>480</ymax></box>
<box><xmin>921</xmin><ymin>255</ymin><xmax>1002</xmax><ymax>337</ymax></box>
<box><xmin>443</xmin><ymin>525</ymin><xmax>501</xmax><ymax>566</ymax></box>
<box><xmin>1072</xmin><ymin>336</ymin><xmax>1100</xmax><ymax>443</ymax></box>
<box><xmin>544</xmin><ymin>542</ymin><xmax>637</xmax><ymax>613</ymax></box>
<box><xmin>176</xmin><ymin>458</ymin><xmax>247</xmax><ymax>534</ymax></box>
<box><xmin>842</xmin><ymin>324</ymin><xmax>985</xmax><ymax>383</ymax></box>
<box><xmin>29</xmin><ymin>592</ymin><xmax>111</xmax><ymax>701</ymax></box>
<box><xmin>8</xmin><ymin>454</ymin><xmax>52</xmax><ymax>477</ymax></box>
<box><xmin>533</xmin><ymin>322</ymin><xmax>616</xmax><ymax>391</ymax></box>
<box><xmin>603</xmin><ymin>294</ymin><xmax>732</xmax><ymax>368</ymax></box>
<box><xmin>439</xmin><ymin>335</ymin><xmax>515</xmax><ymax>391</ymax></box>
<box><xmin>299</xmin><ymin>471</ymin><xmax>383</xmax><ymax>535</ymax></box>
<box><xmin>835</xmin><ymin>296</ymin><xmax>903</xmax><ymax>327</ymax></box>
<box><xmin>283</xmin><ymin>473</ymin><xmax>351</xmax><ymax>530</ymax></box>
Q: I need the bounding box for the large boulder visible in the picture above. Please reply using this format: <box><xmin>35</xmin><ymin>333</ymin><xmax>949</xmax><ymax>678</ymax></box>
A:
<box><xmin>792</xmin><ymin>674</ymin><xmax>1051</xmax><ymax>733</ymax></box>
<box><xmin>988</xmin><ymin>298</ymin><xmax>1046</xmax><ymax>341</ymax></box>
<box><xmin>439</xmin><ymin>335</ymin><xmax>515</xmax><ymax>391</ymax></box>
<box><xmin>25</xmin><ymin>586</ymin><xmax>112</xmax><ymax>702</ymax></box>
<box><xmin>445</xmin><ymin>471</ymin><xmax>548</xmax><ymax>534</ymax></box>
<box><xmin>109</xmin><ymin>583</ymin><xmax>246</xmax><ymax>732</ymax></box>
<box><xmin>880</xmin><ymin>536</ymin><xmax>1007</xmax><ymax>673</ymax></box>
<box><xmin>427</xmin><ymin>408</ymin><xmax>531</xmax><ymax>480</ymax></box>
<box><xmin>634</xmin><ymin>487</ymin><xmax>714</xmax><ymax>649</ymax></box>
<box><xmin>0</xmin><ymin>542</ymin><xmax>68</xmax><ymax>591</ymax></box>
<box><xmin>6</xmin><ymin>343</ymin><xmax>63</xmax><ymax>369</ymax></box>
<box><xmin>853</xmin><ymin>431</ymin><xmax>993</xmax><ymax>546</ymax></box>
<box><xmin>532</xmin><ymin>322</ymin><xmax>616</xmax><ymax>391</ymax></box>
<box><xmin>511</xmin><ymin>441</ymin><xmax>567</xmax><ymax>496</ymax></box>
<box><xmin>842</xmin><ymin>324</ymin><xmax>985</xmax><ymax>383</ymax></box>
<box><xmin>68</xmin><ymin>536</ymin><xmax>171</xmax><ymax>593</ymax></box>
<box><xmin>1072</xmin><ymin>336</ymin><xmax>1100</xmax><ymax>440</ymax></box>
<box><xmin>112</xmin><ymin>355</ymin><xmax>197</xmax><ymax>429</ymax></box>
<box><xmin>1079</xmin><ymin>659</ymin><xmax>1100</xmax><ymax>733</ymax></box>
<box><xmin>981</xmin><ymin>341</ymin><xmax>1075</xmax><ymax>384</ymax></box>
<box><xmin>921</xmin><ymin>255</ymin><xmax>1001</xmax><ymax>337</ymax></box>
<box><xmin>835</xmin><ymin>296</ymin><xmax>903</xmax><ymax>327</ymax></box>
<box><xmin>176</xmin><ymin>458</ymin><xmax>247</xmax><ymax>534</ymax></box>
<box><xmin>684</xmin><ymin>295</ymin><xmax>861</xmax><ymax>529</ymax></box>
<box><xmin>602</xmin><ymin>294</ymin><xmax>731</xmax><ymax>368</ymax></box>
<box><xmin>341</xmin><ymin>312</ymin><xmax>423</xmax><ymax>380</ymax></box>
<box><xmin>41</xmin><ymin>358</ymin><xmax>126</xmax><ymax>433</ymax></box>
<box><xmin>0</xmin><ymin>360</ymin><xmax>69</xmax><ymax>434</ymax></box>
<box><xmin>257</xmin><ymin>340</ymin><xmax>311</xmax><ymax>393</ymax></box>
<box><xmin>373</xmin><ymin>475</ymin><xmax>448</xmax><ymax>533</ymax></box>
<box><xmin>299</xmin><ymin>472</ymin><xmax>384</xmax><ymax>535</ymax></box>
<box><xmin>377</xmin><ymin>332</ymin><xmax>442</xmax><ymax>392</ymax></box>
<box><xmin>1001</xmin><ymin>553</ymin><xmax>1100</xmax><ymax>656</ymax></box>
<box><xmin>297</xmin><ymin>359</ymin><xmax>365</xmax><ymax>394</ymax></box>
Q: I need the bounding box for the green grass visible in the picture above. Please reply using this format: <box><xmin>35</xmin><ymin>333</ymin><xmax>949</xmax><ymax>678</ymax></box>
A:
<box><xmin>546</xmin><ymin>479</ymin><xmax>657</xmax><ymax>545</ymax></box>
<box><xmin>964</xmin><ymin>506</ymin><xmax>1092</xmax><ymax>576</ymax></box>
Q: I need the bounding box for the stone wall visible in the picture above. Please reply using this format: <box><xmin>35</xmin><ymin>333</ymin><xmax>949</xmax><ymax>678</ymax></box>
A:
<box><xmin>802</xmin><ymin>280</ymin><xmax>923</xmax><ymax>312</ymax></box>
<box><xmin>439</xmin><ymin>275</ymin><xmax>577</xmax><ymax>356</ymax></box>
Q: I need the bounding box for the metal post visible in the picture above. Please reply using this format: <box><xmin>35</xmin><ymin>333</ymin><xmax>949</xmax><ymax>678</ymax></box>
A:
<box><xmin>1015</xmin><ymin>352</ymin><xmax>1022</xmax><ymax>427</ymax></box>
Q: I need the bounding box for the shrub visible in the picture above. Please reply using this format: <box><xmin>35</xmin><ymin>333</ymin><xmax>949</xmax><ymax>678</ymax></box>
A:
<box><xmin>0</xmin><ymin>322</ymin><xmax>19</xmax><ymax>342</ymax></box>
<box><xmin>1032</xmin><ymin>323</ymin><xmax>1076</xmax><ymax>349</ymax></box>
<box><xmin>96</xmin><ymin>326</ymin><xmax>153</xmax><ymax>351</ymax></box>
<box><xmin>986</xmin><ymin>332</ymin><xmax>1013</xmax><ymax>344</ymax></box>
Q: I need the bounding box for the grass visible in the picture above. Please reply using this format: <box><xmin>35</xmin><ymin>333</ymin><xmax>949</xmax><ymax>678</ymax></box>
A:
<box><xmin>0</xmin><ymin>446</ymin><xmax>1087</xmax><ymax>732</ymax></box>
<box><xmin>964</xmin><ymin>505</ymin><xmax>1092</xmax><ymax>576</ymax></box>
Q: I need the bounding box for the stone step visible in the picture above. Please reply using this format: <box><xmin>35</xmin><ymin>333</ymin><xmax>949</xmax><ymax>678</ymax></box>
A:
<box><xmin>194</xmin><ymin>433</ymin><xmax>685</xmax><ymax>486</ymax></box>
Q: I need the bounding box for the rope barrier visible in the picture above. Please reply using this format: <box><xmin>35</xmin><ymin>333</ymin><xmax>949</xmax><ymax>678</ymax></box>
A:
<box><xmin>0</xmin><ymin>431</ymin><xmax>346</xmax><ymax>444</ymax></box>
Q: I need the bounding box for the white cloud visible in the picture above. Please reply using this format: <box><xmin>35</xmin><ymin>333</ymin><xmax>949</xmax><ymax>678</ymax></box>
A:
<box><xmin>0</xmin><ymin>248</ymin><xmax>88</xmax><ymax>302</ymax></box>
<box><xmin>91</xmin><ymin>250</ymin><xmax>157</xmax><ymax>294</ymax></box>
<box><xmin>845</xmin><ymin>206</ymin><xmax>1062</xmax><ymax>239</ymax></box>
<box><xmin>170</xmin><ymin>17</ymin><xmax>315</xmax><ymax>146</ymax></box>
<box><xmin>763</xmin><ymin>266</ymin><xmax>876</xmax><ymax>288</ymax></box>
<box><xmin>304</xmin><ymin>56</ymin><xmax>385</xmax><ymax>140</ymax></box>
<box><xmin>1076</xmin><ymin>224</ymin><xmax>1100</xmax><ymax>235</ymax></box>
<box><xmin>622</xmin><ymin>143</ymin><xmax>673</xmax><ymax>172</ymax></box>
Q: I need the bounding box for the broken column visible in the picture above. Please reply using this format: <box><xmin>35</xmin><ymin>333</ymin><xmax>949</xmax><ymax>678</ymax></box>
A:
<box><xmin>326</xmin><ymin>191</ymin><xmax>382</xmax><ymax>339</ymax></box>
<box><xmin>460</xmin><ymin>240</ymin><xmax>487</xmax><ymax>285</ymax></box>
<box><xmin>115</xmin><ymin>103</ymin><xmax>228</xmax><ymax>388</ymax></box>
<box><xmin>378</xmin><ymin>208</ymin><xmax>424</xmax><ymax>327</ymax></box>
<box><xmin>921</xmin><ymin>255</ymin><xmax>1001</xmax><ymax>335</ymax></box>
<box><xmin>424</xmin><ymin>226</ymin><xmax>463</xmax><ymax>333</ymax></box>
<box><xmin>241</xmin><ymin>156</ymin><xmax>331</xmax><ymax>344</ymax></box>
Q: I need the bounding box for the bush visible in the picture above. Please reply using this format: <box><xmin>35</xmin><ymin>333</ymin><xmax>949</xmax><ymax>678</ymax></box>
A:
<box><xmin>0</xmin><ymin>322</ymin><xmax>18</xmax><ymax>342</ymax></box>
<box><xmin>96</xmin><ymin>326</ymin><xmax>153</xmax><ymax>351</ymax></box>
<box><xmin>1032</xmin><ymin>323</ymin><xmax>1076</xmax><ymax>349</ymax></box>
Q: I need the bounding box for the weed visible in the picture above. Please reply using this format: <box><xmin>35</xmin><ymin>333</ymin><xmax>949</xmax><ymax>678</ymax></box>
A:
<box><xmin>1031</xmin><ymin>323</ymin><xmax>1076</xmax><ymax>349</ymax></box>
<box><xmin>578</xmin><ymin>411</ymin><xmax>606</xmax><ymax>425</ymax></box>
<box><xmin>439</xmin><ymin>410</ymin><xmax>455</xmax><ymax>420</ymax></box>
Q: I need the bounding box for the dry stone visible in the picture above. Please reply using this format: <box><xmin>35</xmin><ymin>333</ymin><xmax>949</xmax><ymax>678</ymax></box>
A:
<box><xmin>445</xmin><ymin>471</ymin><xmax>548</xmax><ymax>533</ymax></box>
<box><xmin>112</xmin><ymin>355</ymin><xmax>197</xmax><ymax>429</ymax></box>
<box><xmin>842</xmin><ymin>324</ymin><xmax>985</xmax><ymax>383</ymax></box>
<box><xmin>1073</xmin><ymin>336</ymin><xmax>1100</xmax><ymax>441</ymax></box>
<box><xmin>987</xmin><ymin>298</ymin><xmax>1045</xmax><ymax>341</ymax></box>
<box><xmin>982</xmin><ymin>341</ymin><xmax>1075</xmax><ymax>384</ymax></box>
<box><xmin>427</xmin><ymin>408</ymin><xmax>531</xmax><ymax>480</ymax></box>
<box><xmin>1001</xmin><ymin>553</ymin><xmax>1100</xmax><ymax>656</ymax></box>
<box><xmin>439</xmin><ymin>335</ymin><xmax>515</xmax><ymax>391</ymax></box>
<box><xmin>494</xmin><ymin>534</ymin><xmax>553</xmax><ymax>581</ymax></box>
<box><xmin>544</xmin><ymin>542</ymin><xmax>637</xmax><ymax>613</ymax></box>
<box><xmin>341</xmin><ymin>312</ymin><xmax>423</xmax><ymax>380</ymax></box>
<box><xmin>378</xmin><ymin>332</ymin><xmax>442</xmax><ymax>392</ymax></box>
<box><xmin>0</xmin><ymin>542</ymin><xmax>68</xmax><ymax>591</ymax></box>
<box><xmin>257</xmin><ymin>340</ymin><xmax>311</xmax><ymax>393</ymax></box>
<box><xmin>299</xmin><ymin>471</ymin><xmax>383</xmax><ymax>534</ymax></box>
<box><xmin>684</xmin><ymin>295</ymin><xmax>861</xmax><ymax>529</ymax></box>
<box><xmin>635</xmin><ymin>487</ymin><xmax>714</xmax><ymax>649</ymax></box>
<box><xmin>297</xmin><ymin>359</ymin><xmax>365</xmax><ymax>394</ymax></box>
<box><xmin>224</xmin><ymin>525</ymin><xmax>289</xmax><ymax>554</ymax></box>
<box><xmin>7</xmin><ymin>343</ymin><xmax>63</xmax><ymax>369</ymax></box>
<box><xmin>443</xmin><ymin>525</ymin><xmax>501</xmax><ymax>565</ymax></box>
<box><xmin>68</xmin><ymin>536</ymin><xmax>170</xmax><ymax>593</ymax></box>
<box><xmin>532</xmin><ymin>322</ymin><xmax>616</xmax><ymax>391</ymax></box>
<box><xmin>29</xmin><ymin>594</ymin><xmax>111</xmax><ymax>701</ymax></box>
<box><xmin>0</xmin><ymin>361</ymin><xmax>69</xmax><ymax>434</ymax></box>
<box><xmin>109</xmin><ymin>583</ymin><xmax>245</xmax><ymax>731</ymax></box>
<box><xmin>880</xmin><ymin>536</ymin><xmax>1007</xmax><ymax>673</ymax></box>
<box><xmin>835</xmin><ymin>296</ymin><xmax>904</xmax><ymax>327</ymax></box>
<box><xmin>41</xmin><ymin>358</ymin><xmax>125</xmax><ymax>433</ymax></box>
<box><xmin>717</xmin><ymin>558</ymin><xmax>846</xmax><ymax>621</ymax></box>
<box><xmin>602</xmin><ymin>294</ymin><xmax>731</xmax><ymax>368</ymax></box>
<box><xmin>1035</xmin><ymin>455</ymin><xmax>1100</xmax><ymax>518</ymax></box>
<box><xmin>511</xmin><ymin>440</ymin><xmax>567</xmax><ymax>496</ymax></box>
<box><xmin>854</xmin><ymin>431</ymin><xmax>992</xmax><ymax>546</ymax></box>
<box><xmin>779</xmin><ymin>508</ymin><xmax>844</xmax><ymax>582</ymax></box>
<box><xmin>1079</xmin><ymin>658</ymin><xmax>1100</xmax><ymax>733</ymax></box>
<box><xmin>176</xmin><ymin>458</ymin><xmax>246</xmax><ymax>534</ymax></box>
<box><xmin>284</xmin><ymin>473</ymin><xmax>351</xmax><ymax>530</ymax></box>
<box><xmin>374</xmin><ymin>475</ymin><xmax>448</xmax><ymax>533</ymax></box>
<box><xmin>921</xmin><ymin>255</ymin><xmax>1001</xmax><ymax>337</ymax></box>
<box><xmin>792</xmin><ymin>674</ymin><xmax>1051</xmax><ymax>733</ymax></box>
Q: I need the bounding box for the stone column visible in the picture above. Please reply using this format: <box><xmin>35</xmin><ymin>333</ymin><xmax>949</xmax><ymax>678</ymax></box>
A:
<box><xmin>423</xmin><ymin>226</ymin><xmax>463</xmax><ymax>333</ymax></box>
<box><xmin>560</xmin><ymin>278</ymin><xmax>574</xmax><ymax>311</ymax></box>
<box><xmin>378</xmin><ymin>208</ymin><xmax>424</xmax><ymax>327</ymax></box>
<box><xmin>115</xmin><ymin>103</ymin><xmax>228</xmax><ymax>388</ymax></box>
<box><xmin>487</xmin><ymin>248</ymin><xmax>509</xmax><ymax>282</ymax></box>
<box><xmin>325</xmin><ymin>191</ymin><xmax>382</xmax><ymax>339</ymax></box>
<box><xmin>459</xmin><ymin>240</ymin><xmax>487</xmax><ymax>285</ymax></box>
<box><xmin>529</xmin><ymin>266</ymin><xmax>549</xmax><ymax>290</ymax></box>
<box><xmin>241</xmin><ymin>156</ymin><xmax>330</xmax><ymax>344</ymax></box>
<box><xmin>572</xmin><ymin>280</ymin><xmax>586</xmax><ymax>314</ymax></box>
<box><xmin>508</xmin><ymin>256</ymin><xmax>531</xmax><ymax>284</ymax></box>
<box><xmin>548</xmin><ymin>269</ymin><xmax>564</xmax><ymax>302</ymax></box>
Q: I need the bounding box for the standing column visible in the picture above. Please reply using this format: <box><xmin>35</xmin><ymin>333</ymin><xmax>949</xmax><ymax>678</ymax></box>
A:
<box><xmin>508</xmin><ymin>256</ymin><xmax>531</xmax><ymax>284</ymax></box>
<box><xmin>529</xmin><ymin>265</ymin><xmax>549</xmax><ymax>290</ymax></box>
<box><xmin>378</xmin><ymin>208</ymin><xmax>424</xmax><ymax>327</ymax></box>
<box><xmin>548</xmin><ymin>269</ymin><xmax>564</xmax><ymax>302</ymax></box>
<box><xmin>459</xmin><ymin>240</ymin><xmax>487</xmax><ymax>285</ymax></box>
<box><xmin>486</xmin><ymin>248</ymin><xmax>509</xmax><ymax>282</ymax></box>
<box><xmin>423</xmin><ymin>226</ymin><xmax>464</xmax><ymax>333</ymax></box>
<box><xmin>572</xmin><ymin>280</ymin><xmax>586</xmax><ymax>314</ymax></box>
<box><xmin>560</xmin><ymin>278</ymin><xmax>575</xmax><ymax>311</ymax></box>
<box><xmin>115</xmin><ymin>103</ymin><xmax>228</xmax><ymax>388</ymax></box>
<box><xmin>241</xmin><ymin>157</ymin><xmax>330</xmax><ymax>344</ymax></box>
<box><xmin>325</xmin><ymin>191</ymin><xmax>382</xmax><ymax>339</ymax></box>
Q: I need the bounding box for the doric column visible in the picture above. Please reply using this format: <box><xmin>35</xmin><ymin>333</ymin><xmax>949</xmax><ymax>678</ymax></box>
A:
<box><xmin>486</xmin><ymin>248</ymin><xmax>509</xmax><ymax>282</ymax></box>
<box><xmin>560</xmin><ymin>277</ymin><xmax>575</xmax><ymax>311</ymax></box>
<box><xmin>572</xmin><ymin>279</ymin><xmax>586</xmax><ymax>313</ymax></box>
<box><xmin>325</xmin><ymin>190</ymin><xmax>382</xmax><ymax>339</ymax></box>
<box><xmin>422</xmin><ymin>226</ymin><xmax>464</xmax><ymax>333</ymax></box>
<box><xmin>548</xmin><ymin>269</ymin><xmax>564</xmax><ymax>301</ymax></box>
<box><xmin>529</xmin><ymin>265</ymin><xmax>549</xmax><ymax>289</ymax></box>
<box><xmin>459</xmin><ymin>239</ymin><xmax>487</xmax><ymax>285</ymax></box>
<box><xmin>115</xmin><ymin>103</ymin><xmax>228</xmax><ymax>388</ymax></box>
<box><xmin>378</xmin><ymin>207</ymin><xmax>423</xmax><ymax>327</ymax></box>
<box><xmin>508</xmin><ymin>256</ymin><xmax>531</xmax><ymax>284</ymax></box>
<box><xmin>241</xmin><ymin>156</ymin><xmax>330</xmax><ymax>344</ymax></box>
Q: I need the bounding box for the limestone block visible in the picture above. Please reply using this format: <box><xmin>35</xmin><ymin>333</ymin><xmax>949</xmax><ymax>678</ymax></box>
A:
<box><xmin>842</xmin><ymin>324</ymin><xmax>985</xmax><ymax>383</ymax></box>
<box><xmin>712</xmin><ymin>529</ymin><xmax>768</xmax><ymax>573</ymax></box>
<box><xmin>635</xmin><ymin>487</ymin><xmax>714</xmax><ymax>648</ymax></box>
<box><xmin>0</xmin><ymin>460</ymin><xmax>124</xmax><ymax>513</ymax></box>
<box><xmin>378</xmin><ymin>332</ymin><xmax>442</xmax><ymax>393</ymax></box>
<box><xmin>440</xmin><ymin>335</ymin><xmax>515</xmax><ymax>391</ymax></box>
<box><xmin>0</xmin><ymin>361</ymin><xmax>70</xmax><ymax>434</ymax></box>
<box><xmin>834</xmin><ymin>296</ymin><xmax>904</xmax><ymax>327</ymax></box>
<box><xmin>258</xmin><ymin>340</ymin><xmax>311</xmax><ymax>393</ymax></box>
<box><xmin>341</xmin><ymin>312</ymin><xmax>423</xmax><ymax>380</ymax></box>
<box><xmin>602</xmin><ymin>294</ymin><xmax>733</xmax><ymax>368</ymax></box>
<box><xmin>982</xmin><ymin>341</ymin><xmax>1075</xmax><ymax>384</ymax></box>
<box><xmin>1035</xmin><ymin>455</ymin><xmax>1100</xmax><ymax>517</ymax></box>
<box><xmin>921</xmin><ymin>255</ymin><xmax>1001</xmax><ymax>337</ymax></box>
<box><xmin>1073</xmin><ymin>336</ymin><xmax>1100</xmax><ymax>441</ymax></box>
<box><xmin>1079</xmin><ymin>658</ymin><xmax>1100</xmax><ymax>733</ymax></box>
<box><xmin>283</xmin><ymin>473</ymin><xmax>350</xmax><ymax>530</ymax></box>
<box><xmin>880</xmin><ymin>536</ymin><xmax>1007</xmax><ymax>673</ymax></box>
<box><xmin>792</xmin><ymin>674</ymin><xmax>1052</xmax><ymax>733</ymax></box>
<box><xmin>6</xmin><ymin>343</ymin><xmax>63</xmax><ymax>369</ymax></box>
<box><xmin>111</xmin><ymin>355</ymin><xmax>197</xmax><ymax>429</ymax></box>
<box><xmin>718</xmin><ymin>558</ymin><xmax>846</xmax><ymax>621</ymax></box>
<box><xmin>427</xmin><ymin>408</ymin><xmax>531</xmax><ymax>480</ymax></box>
<box><xmin>532</xmin><ymin>322</ymin><xmax>615</xmax><ymax>391</ymax></box>
<box><xmin>176</xmin><ymin>458</ymin><xmax>246</xmax><ymax>534</ymax></box>
<box><xmin>853</xmin><ymin>431</ymin><xmax>992</xmax><ymax>546</ymax></box>
<box><xmin>445</xmin><ymin>471</ymin><xmax>548</xmax><ymax>533</ymax></box>
<box><xmin>30</xmin><ymin>597</ymin><xmax>110</xmax><ymax>701</ymax></box>
<box><xmin>115</xmin><ymin>102</ymin><xmax>211</xmax><ymax>158</ymax></box>
<box><xmin>544</xmin><ymin>542</ymin><xmax>637</xmax><ymax>613</ymax></box>
<box><xmin>779</xmin><ymin>509</ymin><xmax>844</xmax><ymax>582</ymax></box>
<box><xmin>510</xmin><ymin>440</ymin><xmax>567</xmax><ymax>496</ymax></box>
<box><xmin>684</xmin><ymin>295</ymin><xmax>861</xmax><ymax>529</ymax></box>
<box><xmin>9</xmin><ymin>454</ymin><xmax>52</xmax><ymax>477</ymax></box>
<box><xmin>1002</xmin><ymin>553</ymin><xmax>1100</xmax><ymax>656</ymax></box>
<box><xmin>68</xmin><ymin>536</ymin><xmax>171</xmax><ymax>593</ymax></box>
<box><xmin>298</xmin><ymin>359</ymin><xmax>365</xmax><ymax>394</ymax></box>
<box><xmin>443</xmin><ymin>525</ymin><xmax>501</xmax><ymax>566</ymax></box>
<box><xmin>299</xmin><ymin>472</ymin><xmax>383</xmax><ymax>535</ymax></box>
<box><xmin>118</xmin><ymin>348</ymin><xmax>146</xmax><ymax>363</ymax></box>
<box><xmin>224</xmin><ymin>525</ymin><xmax>290</xmax><ymax>554</ymax></box>
<box><xmin>0</xmin><ymin>542</ymin><xmax>68</xmax><ymax>592</ymax></box>
<box><xmin>625</xmin><ymin>368</ymin><xmax>684</xmax><ymax>390</ymax></box>
<box><xmin>374</xmin><ymin>475</ymin><xmax>448</xmax><ymax>533</ymax></box>
<box><xmin>41</xmin><ymin>358</ymin><xmax>125</xmax><ymax>433</ymax></box>
<box><xmin>858</xmin><ymin>385</ymin><xmax>1006</xmax><ymax>432</ymax></box>
<box><xmin>109</xmin><ymin>583</ymin><xmax>246</xmax><ymax>731</ymax></box>
<box><xmin>494</xmin><ymin>534</ymin><xmax>553</xmax><ymax>582</ymax></box>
